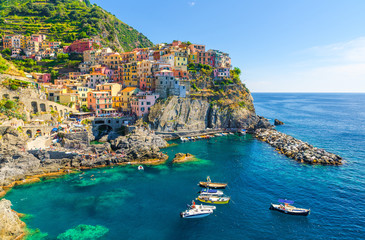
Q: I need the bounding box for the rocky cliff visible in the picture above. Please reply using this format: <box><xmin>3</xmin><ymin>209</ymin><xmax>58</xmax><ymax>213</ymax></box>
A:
<box><xmin>148</xmin><ymin>94</ymin><xmax>266</xmax><ymax>132</ymax></box>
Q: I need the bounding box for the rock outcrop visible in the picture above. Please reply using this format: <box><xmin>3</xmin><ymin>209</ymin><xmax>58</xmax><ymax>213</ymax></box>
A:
<box><xmin>274</xmin><ymin>119</ymin><xmax>284</xmax><ymax>125</ymax></box>
<box><xmin>0</xmin><ymin>127</ymin><xmax>168</xmax><ymax>186</ymax></box>
<box><xmin>148</xmin><ymin>96</ymin><xmax>264</xmax><ymax>132</ymax></box>
<box><xmin>172</xmin><ymin>153</ymin><xmax>196</xmax><ymax>163</ymax></box>
<box><xmin>110</xmin><ymin>128</ymin><xmax>168</xmax><ymax>163</ymax></box>
<box><xmin>255</xmin><ymin>129</ymin><xmax>342</xmax><ymax>165</ymax></box>
<box><xmin>0</xmin><ymin>199</ymin><xmax>26</xmax><ymax>240</ymax></box>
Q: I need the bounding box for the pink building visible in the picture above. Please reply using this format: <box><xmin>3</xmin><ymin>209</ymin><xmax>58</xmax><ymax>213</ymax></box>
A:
<box><xmin>105</xmin><ymin>68</ymin><xmax>114</xmax><ymax>79</ymax></box>
<box><xmin>32</xmin><ymin>73</ymin><xmax>51</xmax><ymax>83</ymax></box>
<box><xmin>213</xmin><ymin>67</ymin><xmax>230</xmax><ymax>79</ymax></box>
<box><xmin>131</xmin><ymin>91</ymin><xmax>159</xmax><ymax>117</ymax></box>
<box><xmin>66</xmin><ymin>39</ymin><xmax>101</xmax><ymax>53</ymax></box>
<box><xmin>87</xmin><ymin>91</ymin><xmax>113</xmax><ymax>116</ymax></box>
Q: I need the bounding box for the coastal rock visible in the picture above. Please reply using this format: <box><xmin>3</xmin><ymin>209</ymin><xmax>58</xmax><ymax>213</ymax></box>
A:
<box><xmin>172</xmin><ymin>153</ymin><xmax>196</xmax><ymax>163</ymax></box>
<box><xmin>148</xmin><ymin>96</ymin><xmax>265</xmax><ymax>132</ymax></box>
<box><xmin>0</xmin><ymin>199</ymin><xmax>25</xmax><ymax>240</ymax></box>
<box><xmin>254</xmin><ymin>129</ymin><xmax>342</xmax><ymax>165</ymax></box>
<box><xmin>274</xmin><ymin>119</ymin><xmax>284</xmax><ymax>125</ymax></box>
<box><xmin>110</xmin><ymin>127</ymin><xmax>168</xmax><ymax>163</ymax></box>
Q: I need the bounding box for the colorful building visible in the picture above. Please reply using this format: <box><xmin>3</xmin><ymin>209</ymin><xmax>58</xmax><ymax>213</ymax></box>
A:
<box><xmin>96</xmin><ymin>83</ymin><xmax>122</xmax><ymax>97</ymax></box>
<box><xmin>65</xmin><ymin>38</ymin><xmax>101</xmax><ymax>53</ymax></box>
<box><xmin>122</xmin><ymin>62</ymin><xmax>138</xmax><ymax>87</ymax></box>
<box><xmin>116</xmin><ymin>87</ymin><xmax>140</xmax><ymax>112</ymax></box>
<box><xmin>87</xmin><ymin>73</ymin><xmax>108</xmax><ymax>88</ymax></box>
<box><xmin>59</xmin><ymin>93</ymin><xmax>79</xmax><ymax>109</ymax></box>
<box><xmin>31</xmin><ymin>73</ymin><xmax>51</xmax><ymax>83</ymax></box>
<box><xmin>213</xmin><ymin>67</ymin><xmax>231</xmax><ymax>79</ymax></box>
<box><xmin>77</xmin><ymin>86</ymin><xmax>92</xmax><ymax>108</ymax></box>
<box><xmin>131</xmin><ymin>91</ymin><xmax>159</xmax><ymax>117</ymax></box>
<box><xmin>87</xmin><ymin>91</ymin><xmax>113</xmax><ymax>116</ymax></box>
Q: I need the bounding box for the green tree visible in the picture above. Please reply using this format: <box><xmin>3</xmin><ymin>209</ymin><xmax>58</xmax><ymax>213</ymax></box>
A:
<box><xmin>4</xmin><ymin>100</ymin><xmax>15</xmax><ymax>109</ymax></box>
<box><xmin>1</xmin><ymin>48</ymin><xmax>11</xmax><ymax>57</ymax></box>
<box><xmin>80</xmin><ymin>105</ymin><xmax>90</xmax><ymax>112</ymax></box>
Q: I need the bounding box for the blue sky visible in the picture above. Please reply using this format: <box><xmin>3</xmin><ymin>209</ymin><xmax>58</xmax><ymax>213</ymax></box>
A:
<box><xmin>92</xmin><ymin>0</ymin><xmax>365</xmax><ymax>92</ymax></box>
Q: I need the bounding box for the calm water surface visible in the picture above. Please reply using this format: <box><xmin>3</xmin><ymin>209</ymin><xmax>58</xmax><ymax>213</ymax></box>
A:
<box><xmin>4</xmin><ymin>93</ymin><xmax>365</xmax><ymax>239</ymax></box>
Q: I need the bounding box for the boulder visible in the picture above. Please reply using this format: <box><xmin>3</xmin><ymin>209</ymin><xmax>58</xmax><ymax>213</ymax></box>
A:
<box><xmin>274</xmin><ymin>119</ymin><xmax>284</xmax><ymax>125</ymax></box>
<box><xmin>172</xmin><ymin>153</ymin><xmax>196</xmax><ymax>163</ymax></box>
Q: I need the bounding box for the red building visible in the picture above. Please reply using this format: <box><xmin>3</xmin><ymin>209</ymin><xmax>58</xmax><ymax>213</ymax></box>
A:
<box><xmin>65</xmin><ymin>39</ymin><xmax>101</xmax><ymax>53</ymax></box>
<box><xmin>173</xmin><ymin>69</ymin><xmax>188</xmax><ymax>80</ymax></box>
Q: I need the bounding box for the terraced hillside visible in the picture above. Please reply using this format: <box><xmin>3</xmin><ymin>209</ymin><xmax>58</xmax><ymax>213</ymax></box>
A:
<box><xmin>0</xmin><ymin>0</ymin><xmax>153</xmax><ymax>51</ymax></box>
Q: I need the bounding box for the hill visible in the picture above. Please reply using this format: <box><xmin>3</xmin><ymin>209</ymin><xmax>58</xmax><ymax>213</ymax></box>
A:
<box><xmin>0</xmin><ymin>0</ymin><xmax>153</xmax><ymax>51</ymax></box>
<box><xmin>0</xmin><ymin>53</ymin><xmax>25</xmax><ymax>76</ymax></box>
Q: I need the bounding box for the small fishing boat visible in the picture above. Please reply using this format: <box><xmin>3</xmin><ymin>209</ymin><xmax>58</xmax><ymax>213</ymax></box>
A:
<box><xmin>199</xmin><ymin>188</ymin><xmax>224</xmax><ymax>196</ymax></box>
<box><xmin>180</xmin><ymin>206</ymin><xmax>213</xmax><ymax>218</ymax></box>
<box><xmin>197</xmin><ymin>195</ymin><xmax>230</xmax><ymax>204</ymax></box>
<box><xmin>138</xmin><ymin>165</ymin><xmax>144</xmax><ymax>171</ymax></box>
<box><xmin>199</xmin><ymin>176</ymin><xmax>227</xmax><ymax>189</ymax></box>
<box><xmin>269</xmin><ymin>199</ymin><xmax>310</xmax><ymax>216</ymax></box>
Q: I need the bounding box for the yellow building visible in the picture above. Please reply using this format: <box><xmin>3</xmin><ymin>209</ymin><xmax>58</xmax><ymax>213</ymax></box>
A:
<box><xmin>96</xmin><ymin>83</ymin><xmax>122</xmax><ymax>97</ymax></box>
<box><xmin>47</xmin><ymin>88</ymin><xmax>68</xmax><ymax>102</ymax></box>
<box><xmin>103</xmin><ymin>53</ymin><xmax>122</xmax><ymax>69</ymax></box>
<box><xmin>113</xmin><ymin>87</ymin><xmax>139</xmax><ymax>111</ymax></box>
<box><xmin>188</xmin><ymin>52</ymin><xmax>198</xmax><ymax>64</ymax></box>
<box><xmin>123</xmin><ymin>62</ymin><xmax>138</xmax><ymax>87</ymax></box>
<box><xmin>59</xmin><ymin>93</ymin><xmax>79</xmax><ymax>109</ymax></box>
<box><xmin>174</xmin><ymin>52</ymin><xmax>188</xmax><ymax>67</ymax></box>
<box><xmin>77</xmin><ymin>86</ymin><xmax>92</xmax><ymax>107</ymax></box>
<box><xmin>122</xmin><ymin>51</ymin><xmax>137</xmax><ymax>63</ymax></box>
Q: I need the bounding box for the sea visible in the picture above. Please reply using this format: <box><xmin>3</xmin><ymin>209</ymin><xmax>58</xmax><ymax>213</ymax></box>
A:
<box><xmin>4</xmin><ymin>93</ymin><xmax>365</xmax><ymax>240</ymax></box>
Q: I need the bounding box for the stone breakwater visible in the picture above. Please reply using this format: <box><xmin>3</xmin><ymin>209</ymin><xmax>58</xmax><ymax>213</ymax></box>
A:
<box><xmin>255</xmin><ymin>129</ymin><xmax>342</xmax><ymax>165</ymax></box>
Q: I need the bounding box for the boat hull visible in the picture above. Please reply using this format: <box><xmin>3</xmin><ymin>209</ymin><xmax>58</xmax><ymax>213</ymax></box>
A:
<box><xmin>197</xmin><ymin>197</ymin><xmax>230</xmax><ymax>204</ymax></box>
<box><xmin>199</xmin><ymin>182</ymin><xmax>227</xmax><ymax>189</ymax></box>
<box><xmin>180</xmin><ymin>212</ymin><xmax>211</xmax><ymax>218</ymax></box>
<box><xmin>269</xmin><ymin>204</ymin><xmax>310</xmax><ymax>216</ymax></box>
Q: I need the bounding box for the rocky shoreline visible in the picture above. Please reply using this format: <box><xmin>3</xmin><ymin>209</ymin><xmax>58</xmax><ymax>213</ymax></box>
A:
<box><xmin>0</xmin><ymin>127</ymin><xmax>170</xmax><ymax>238</ymax></box>
<box><xmin>255</xmin><ymin>129</ymin><xmax>342</xmax><ymax>165</ymax></box>
<box><xmin>0</xmin><ymin>199</ymin><xmax>26</xmax><ymax>240</ymax></box>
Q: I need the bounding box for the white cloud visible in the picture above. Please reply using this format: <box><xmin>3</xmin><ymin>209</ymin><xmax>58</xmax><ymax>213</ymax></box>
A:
<box><xmin>306</xmin><ymin>37</ymin><xmax>365</xmax><ymax>63</ymax></box>
<box><xmin>248</xmin><ymin>37</ymin><xmax>365</xmax><ymax>92</ymax></box>
<box><xmin>188</xmin><ymin>1</ymin><xmax>196</xmax><ymax>7</ymax></box>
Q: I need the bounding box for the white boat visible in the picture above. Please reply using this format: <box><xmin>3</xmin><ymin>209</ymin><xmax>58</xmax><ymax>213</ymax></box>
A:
<box><xmin>191</xmin><ymin>204</ymin><xmax>216</xmax><ymax>211</ymax></box>
<box><xmin>138</xmin><ymin>165</ymin><xmax>144</xmax><ymax>170</ymax></box>
<box><xmin>187</xmin><ymin>201</ymin><xmax>217</xmax><ymax>211</ymax></box>
<box><xmin>180</xmin><ymin>207</ymin><xmax>213</xmax><ymax>218</ymax></box>
<box><xmin>199</xmin><ymin>188</ymin><xmax>224</xmax><ymax>196</ymax></box>
<box><xmin>270</xmin><ymin>199</ymin><xmax>310</xmax><ymax>216</ymax></box>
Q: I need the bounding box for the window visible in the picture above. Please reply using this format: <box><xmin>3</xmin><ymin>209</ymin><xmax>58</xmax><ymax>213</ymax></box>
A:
<box><xmin>147</xmin><ymin>102</ymin><xmax>151</xmax><ymax>105</ymax></box>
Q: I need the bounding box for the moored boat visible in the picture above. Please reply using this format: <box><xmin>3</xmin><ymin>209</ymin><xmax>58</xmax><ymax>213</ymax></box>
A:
<box><xmin>180</xmin><ymin>208</ymin><xmax>213</xmax><ymax>218</ymax></box>
<box><xmin>199</xmin><ymin>176</ymin><xmax>227</xmax><ymax>189</ymax></box>
<box><xmin>187</xmin><ymin>200</ymin><xmax>217</xmax><ymax>210</ymax></box>
<box><xmin>199</xmin><ymin>188</ymin><xmax>224</xmax><ymax>196</ymax></box>
<box><xmin>138</xmin><ymin>165</ymin><xmax>144</xmax><ymax>171</ymax></box>
<box><xmin>197</xmin><ymin>195</ymin><xmax>230</xmax><ymax>204</ymax></box>
<box><xmin>269</xmin><ymin>199</ymin><xmax>310</xmax><ymax>216</ymax></box>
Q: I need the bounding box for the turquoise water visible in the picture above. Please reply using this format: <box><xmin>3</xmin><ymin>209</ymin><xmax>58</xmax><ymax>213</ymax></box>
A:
<box><xmin>4</xmin><ymin>93</ymin><xmax>365</xmax><ymax>239</ymax></box>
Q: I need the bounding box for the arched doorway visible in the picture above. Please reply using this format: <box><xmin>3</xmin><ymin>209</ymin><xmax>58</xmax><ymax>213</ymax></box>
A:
<box><xmin>35</xmin><ymin>129</ymin><xmax>42</xmax><ymax>137</ymax></box>
<box><xmin>26</xmin><ymin>130</ymin><xmax>32</xmax><ymax>138</ymax></box>
<box><xmin>97</xmin><ymin>124</ymin><xmax>113</xmax><ymax>134</ymax></box>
